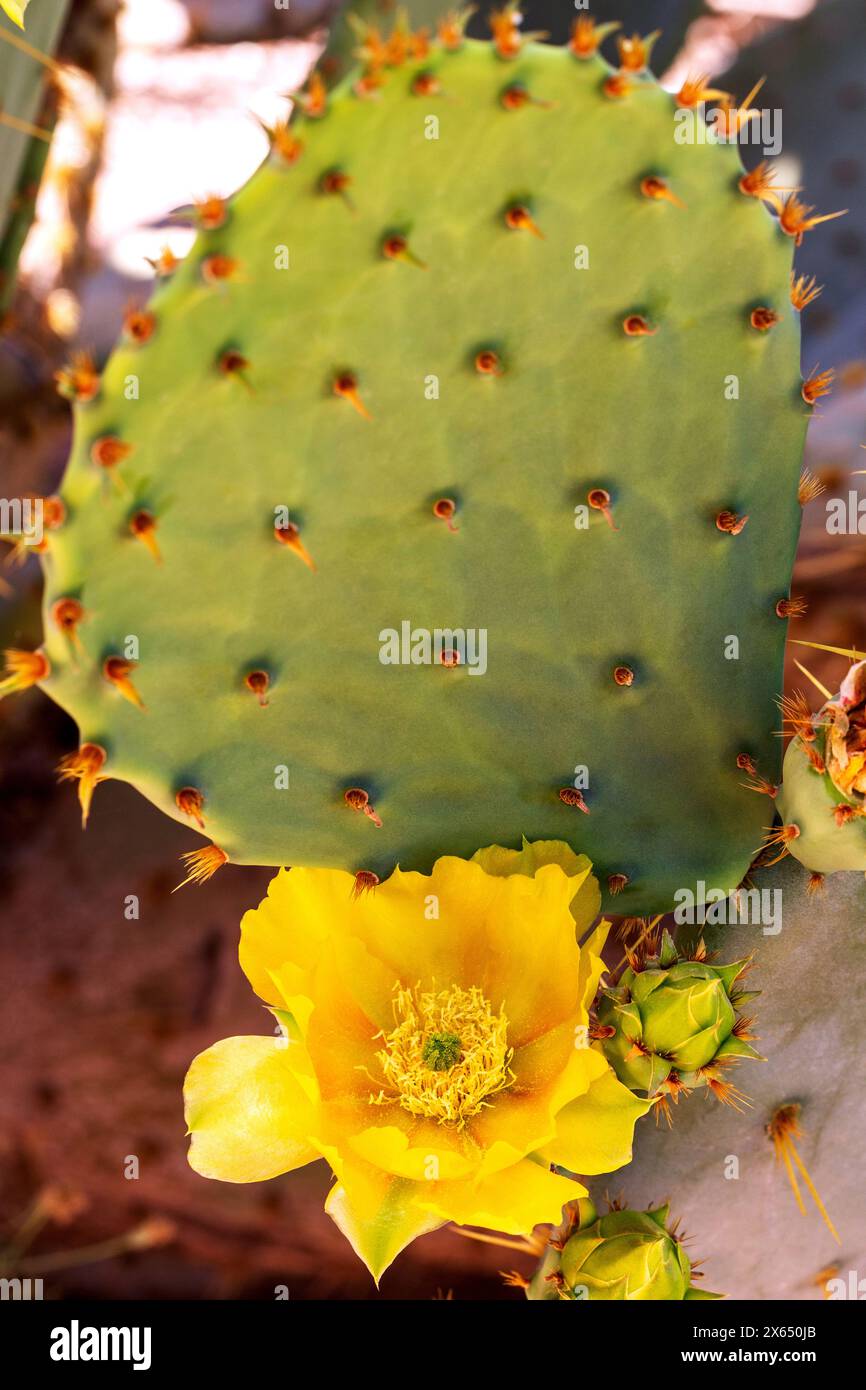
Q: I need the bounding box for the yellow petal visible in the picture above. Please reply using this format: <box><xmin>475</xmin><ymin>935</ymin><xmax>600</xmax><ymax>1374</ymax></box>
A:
<box><xmin>472</xmin><ymin>837</ymin><xmax>602</xmax><ymax>934</ymax></box>
<box><xmin>344</xmin><ymin>858</ymin><xmax>589</xmax><ymax>1044</ymax></box>
<box><xmin>538</xmin><ymin>1066</ymin><xmax>651</xmax><ymax>1175</ymax></box>
<box><xmin>419</xmin><ymin>1156</ymin><xmax>585</xmax><ymax>1234</ymax></box>
<box><xmin>467</xmin><ymin>1039</ymin><xmax>607</xmax><ymax>1167</ymax></box>
<box><xmin>347</xmin><ymin>1125</ymin><xmax>475</xmax><ymax>1181</ymax></box>
<box><xmin>305</xmin><ymin>938</ymin><xmax>395</xmax><ymax>1101</ymax></box>
<box><xmin>578</xmin><ymin>921</ymin><xmax>611</xmax><ymax>1013</ymax></box>
<box><xmin>319</xmin><ymin>1144</ymin><xmax>444</xmax><ymax>1283</ymax></box>
<box><xmin>2</xmin><ymin>1</ymin><xmax>28</xmax><ymax>28</ymax></box>
<box><xmin>238</xmin><ymin>866</ymin><xmax>355</xmax><ymax>1005</ymax></box>
<box><xmin>184</xmin><ymin>1035</ymin><xmax>320</xmax><ymax>1182</ymax></box>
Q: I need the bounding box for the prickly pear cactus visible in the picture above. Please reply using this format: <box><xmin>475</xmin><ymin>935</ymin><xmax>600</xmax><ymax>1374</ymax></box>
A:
<box><xmin>597</xmin><ymin>928</ymin><xmax>761</xmax><ymax>1113</ymax></box>
<box><xmin>527</xmin><ymin>1196</ymin><xmax>719</xmax><ymax>1300</ymax></box>
<box><xmin>777</xmin><ymin>659</ymin><xmax>866</xmax><ymax>873</ymax></box>
<box><xmin>28</xmin><ymin>19</ymin><xmax>811</xmax><ymax>910</ymax></box>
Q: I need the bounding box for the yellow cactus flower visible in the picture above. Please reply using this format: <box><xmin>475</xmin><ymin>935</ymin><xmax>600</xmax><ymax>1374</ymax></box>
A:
<box><xmin>1</xmin><ymin>1</ymin><xmax>29</xmax><ymax>28</ymax></box>
<box><xmin>184</xmin><ymin>842</ymin><xmax>649</xmax><ymax>1281</ymax></box>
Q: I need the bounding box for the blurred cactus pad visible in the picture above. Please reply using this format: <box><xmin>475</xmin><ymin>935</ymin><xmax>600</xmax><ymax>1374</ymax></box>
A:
<box><xmin>37</xmin><ymin>21</ymin><xmax>810</xmax><ymax>909</ymax></box>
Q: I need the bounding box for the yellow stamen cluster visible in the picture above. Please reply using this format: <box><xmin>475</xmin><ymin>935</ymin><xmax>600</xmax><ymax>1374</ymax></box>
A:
<box><xmin>374</xmin><ymin>983</ymin><xmax>514</xmax><ymax>1125</ymax></box>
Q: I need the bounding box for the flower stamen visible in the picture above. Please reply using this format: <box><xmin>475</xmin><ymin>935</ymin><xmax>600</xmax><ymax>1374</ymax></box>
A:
<box><xmin>373</xmin><ymin>984</ymin><xmax>513</xmax><ymax>1126</ymax></box>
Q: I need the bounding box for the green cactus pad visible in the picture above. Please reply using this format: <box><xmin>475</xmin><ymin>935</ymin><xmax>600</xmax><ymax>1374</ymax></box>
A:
<box><xmin>36</xmin><ymin>28</ymin><xmax>807</xmax><ymax>909</ymax></box>
<box><xmin>527</xmin><ymin>1198</ymin><xmax>720</xmax><ymax>1300</ymax></box>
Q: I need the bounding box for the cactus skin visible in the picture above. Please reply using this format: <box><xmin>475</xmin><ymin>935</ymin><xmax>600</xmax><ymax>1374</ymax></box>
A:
<box><xmin>598</xmin><ymin>928</ymin><xmax>761</xmax><ymax>1105</ymax></box>
<box><xmin>34</xmin><ymin>28</ymin><xmax>809</xmax><ymax>912</ymax></box>
<box><xmin>527</xmin><ymin>1197</ymin><xmax>720</xmax><ymax>1300</ymax></box>
<box><xmin>777</xmin><ymin>660</ymin><xmax>866</xmax><ymax>874</ymax></box>
<box><xmin>0</xmin><ymin>2</ymin><xmax>70</xmax><ymax>313</ymax></box>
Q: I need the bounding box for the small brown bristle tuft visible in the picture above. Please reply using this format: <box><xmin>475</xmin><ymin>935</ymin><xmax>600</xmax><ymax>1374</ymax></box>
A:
<box><xmin>790</xmin><ymin>273</ymin><xmax>823</xmax><ymax>312</ymax></box>
<box><xmin>767</xmin><ymin>1102</ymin><xmax>840</xmax><ymax>1244</ymax></box>
<box><xmin>802</xmin><ymin>369</ymin><xmax>835</xmax><ymax>406</ymax></box>
<box><xmin>130</xmin><ymin>510</ymin><xmax>161</xmax><ymax>562</ymax></box>
<box><xmin>779</xmin><ymin>193</ymin><xmax>847</xmax><ymax>246</ymax></box>
<box><xmin>617</xmin><ymin>30</ymin><xmax>660</xmax><ymax>74</ymax></box>
<box><xmin>274</xmin><ymin>521</ymin><xmax>316</xmax><ymax>571</ymax></box>
<box><xmin>123</xmin><ymin>306</ymin><xmax>156</xmax><ymax>344</ymax></box>
<box><xmin>602</xmin><ymin>72</ymin><xmax>631</xmax><ymax>100</ymax></box>
<box><xmin>90</xmin><ymin>436</ymin><xmax>133</xmax><ymax>472</ymax></box>
<box><xmin>52</xmin><ymin>597</ymin><xmax>86</xmax><ymax>640</ymax></box>
<box><xmin>194</xmin><ymin>195</ymin><xmax>227</xmax><ymax>230</ymax></box>
<box><xmin>475</xmin><ymin>349</ymin><xmax>503</xmax><ymax>376</ymax></box>
<box><xmin>202</xmin><ymin>254</ymin><xmax>241</xmax><ymax>285</ymax></box>
<box><xmin>0</xmin><ymin>648</ymin><xmax>50</xmax><ymax>700</ymax></box>
<box><xmin>741</xmin><ymin>773</ymin><xmax>778</xmax><ymax>798</ymax></box>
<box><xmin>569</xmin><ymin>17</ymin><xmax>619</xmax><ymax>58</ymax></box>
<box><xmin>623</xmin><ymin>314</ymin><xmax>656</xmax><ymax>336</ymax></box>
<box><xmin>675</xmin><ymin>75</ymin><xmax>729</xmax><ymax>109</ymax></box>
<box><xmin>176</xmin><ymin>787</ymin><xmax>206</xmax><ymax>829</ymax></box>
<box><xmin>716</xmin><ymin>510</ymin><xmax>749</xmax><ymax>535</ymax></box>
<box><xmin>558</xmin><ymin>787</ymin><xmax>589</xmax><ymax>813</ymax></box>
<box><xmin>173</xmin><ymin>845</ymin><xmax>228</xmax><ymax>891</ymax></box>
<box><xmin>640</xmin><ymin>175</ymin><xmax>685</xmax><ymax>209</ymax></box>
<box><xmin>757</xmin><ymin>823</ymin><xmax>800</xmax><ymax>866</ymax></box>
<box><xmin>244</xmin><ymin>670</ymin><xmax>270</xmax><ymax>707</ymax></box>
<box><xmin>55</xmin><ymin>351</ymin><xmax>100</xmax><ymax>403</ymax></box>
<box><xmin>588</xmin><ymin>488</ymin><xmax>618</xmax><ymax>530</ymax></box>
<box><xmin>57</xmin><ymin>743</ymin><xmax>107</xmax><ymax>827</ymax></box>
<box><xmin>750</xmin><ymin>306</ymin><xmax>781</xmax><ymax>331</ymax></box>
<box><xmin>798</xmin><ymin>468</ymin><xmax>825</xmax><ymax>505</ymax></box>
<box><xmin>775</xmin><ymin>596</ymin><xmax>808</xmax><ymax>619</ymax></box>
<box><xmin>352</xmin><ymin>870</ymin><xmax>380</xmax><ymax>899</ymax></box>
<box><xmin>264</xmin><ymin>121</ymin><xmax>304</xmax><ymax>164</ymax></box>
<box><xmin>344</xmin><ymin>786</ymin><xmax>383</xmax><ymax>827</ymax></box>
<box><xmin>433</xmin><ymin>498</ymin><xmax>458</xmax><ymax>531</ymax></box>
<box><xmin>333</xmin><ymin>372</ymin><xmax>372</xmax><ymax>419</ymax></box>
<box><xmin>504</xmin><ymin>204</ymin><xmax>544</xmax><ymax>237</ymax></box>
<box><xmin>103</xmin><ymin>656</ymin><xmax>145</xmax><ymax>710</ymax></box>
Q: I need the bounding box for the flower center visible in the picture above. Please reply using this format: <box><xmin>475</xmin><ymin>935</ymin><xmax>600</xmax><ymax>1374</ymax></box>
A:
<box><xmin>374</xmin><ymin>984</ymin><xmax>513</xmax><ymax>1125</ymax></box>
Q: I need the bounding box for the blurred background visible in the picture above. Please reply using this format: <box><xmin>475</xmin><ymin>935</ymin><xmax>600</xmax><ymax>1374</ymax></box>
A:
<box><xmin>1</xmin><ymin>0</ymin><xmax>864</xmax><ymax>1299</ymax></box>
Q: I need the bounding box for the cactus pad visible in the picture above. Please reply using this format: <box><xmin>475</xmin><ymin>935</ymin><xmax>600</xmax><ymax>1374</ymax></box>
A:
<box><xmin>36</xmin><ymin>27</ymin><xmax>809</xmax><ymax>910</ymax></box>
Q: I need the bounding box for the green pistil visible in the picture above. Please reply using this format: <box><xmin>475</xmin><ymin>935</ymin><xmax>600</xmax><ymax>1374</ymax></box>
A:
<box><xmin>423</xmin><ymin>1033</ymin><xmax>462</xmax><ymax>1071</ymax></box>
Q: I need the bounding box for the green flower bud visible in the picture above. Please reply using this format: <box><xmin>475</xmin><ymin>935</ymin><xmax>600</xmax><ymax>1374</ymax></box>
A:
<box><xmin>527</xmin><ymin>1202</ymin><xmax>722</xmax><ymax>1301</ymax></box>
<box><xmin>597</xmin><ymin>930</ymin><xmax>761</xmax><ymax>1111</ymax></box>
